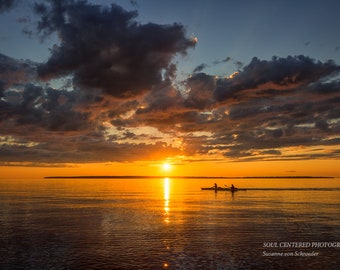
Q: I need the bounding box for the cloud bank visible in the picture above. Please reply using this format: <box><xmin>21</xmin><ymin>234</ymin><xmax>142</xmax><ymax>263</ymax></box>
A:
<box><xmin>0</xmin><ymin>0</ymin><xmax>339</xmax><ymax>166</ymax></box>
<box><xmin>34</xmin><ymin>0</ymin><xmax>196</xmax><ymax>98</ymax></box>
<box><xmin>0</xmin><ymin>0</ymin><xmax>19</xmax><ymax>13</ymax></box>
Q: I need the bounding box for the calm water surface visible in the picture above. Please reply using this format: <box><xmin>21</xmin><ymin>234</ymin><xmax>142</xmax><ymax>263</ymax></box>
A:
<box><xmin>1</xmin><ymin>177</ymin><xmax>340</xmax><ymax>269</ymax></box>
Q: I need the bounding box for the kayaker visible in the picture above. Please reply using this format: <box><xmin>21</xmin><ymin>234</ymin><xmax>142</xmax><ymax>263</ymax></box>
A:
<box><xmin>214</xmin><ymin>183</ymin><xmax>218</xmax><ymax>192</ymax></box>
<box><xmin>231</xmin><ymin>184</ymin><xmax>235</xmax><ymax>192</ymax></box>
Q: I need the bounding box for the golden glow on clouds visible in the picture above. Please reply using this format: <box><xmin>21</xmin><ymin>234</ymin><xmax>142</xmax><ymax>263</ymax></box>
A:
<box><xmin>227</xmin><ymin>71</ymin><xmax>239</xmax><ymax>79</ymax></box>
<box><xmin>0</xmin><ymin>136</ymin><xmax>40</xmax><ymax>147</ymax></box>
<box><xmin>104</xmin><ymin>125</ymin><xmax>175</xmax><ymax>145</ymax></box>
<box><xmin>1</xmin><ymin>1</ymin><xmax>339</xmax><ymax>181</ymax></box>
<box><xmin>191</xmin><ymin>33</ymin><xmax>198</xmax><ymax>44</ymax></box>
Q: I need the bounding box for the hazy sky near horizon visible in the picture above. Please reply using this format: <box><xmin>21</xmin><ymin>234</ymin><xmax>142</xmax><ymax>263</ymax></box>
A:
<box><xmin>0</xmin><ymin>0</ymin><xmax>339</xmax><ymax>174</ymax></box>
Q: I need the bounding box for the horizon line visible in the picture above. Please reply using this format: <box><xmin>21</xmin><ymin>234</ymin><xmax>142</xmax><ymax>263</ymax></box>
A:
<box><xmin>44</xmin><ymin>175</ymin><xmax>335</xmax><ymax>179</ymax></box>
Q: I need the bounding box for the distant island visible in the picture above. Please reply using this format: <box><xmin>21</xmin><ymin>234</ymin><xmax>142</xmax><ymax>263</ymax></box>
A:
<box><xmin>44</xmin><ymin>175</ymin><xmax>334</xmax><ymax>179</ymax></box>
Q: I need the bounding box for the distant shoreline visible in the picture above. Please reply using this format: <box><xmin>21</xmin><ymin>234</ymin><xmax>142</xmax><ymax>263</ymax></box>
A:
<box><xmin>44</xmin><ymin>175</ymin><xmax>335</xmax><ymax>179</ymax></box>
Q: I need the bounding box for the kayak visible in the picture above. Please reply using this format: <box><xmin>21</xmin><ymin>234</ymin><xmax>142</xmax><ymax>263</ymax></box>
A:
<box><xmin>201</xmin><ymin>187</ymin><xmax>247</xmax><ymax>191</ymax></box>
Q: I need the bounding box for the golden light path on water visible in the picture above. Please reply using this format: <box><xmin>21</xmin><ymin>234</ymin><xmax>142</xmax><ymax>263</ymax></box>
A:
<box><xmin>164</xmin><ymin>178</ymin><xmax>170</xmax><ymax>223</ymax></box>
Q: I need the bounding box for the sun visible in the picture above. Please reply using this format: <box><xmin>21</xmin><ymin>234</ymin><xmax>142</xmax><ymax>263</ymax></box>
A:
<box><xmin>162</xmin><ymin>163</ymin><xmax>171</xmax><ymax>171</ymax></box>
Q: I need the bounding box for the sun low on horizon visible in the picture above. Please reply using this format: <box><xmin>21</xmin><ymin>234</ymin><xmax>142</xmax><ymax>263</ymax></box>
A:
<box><xmin>0</xmin><ymin>0</ymin><xmax>339</xmax><ymax>179</ymax></box>
<box><xmin>1</xmin><ymin>158</ymin><xmax>339</xmax><ymax>180</ymax></box>
<box><xmin>2</xmin><ymin>2</ymin><xmax>340</xmax><ymax>269</ymax></box>
<box><xmin>162</xmin><ymin>163</ymin><xmax>172</xmax><ymax>172</ymax></box>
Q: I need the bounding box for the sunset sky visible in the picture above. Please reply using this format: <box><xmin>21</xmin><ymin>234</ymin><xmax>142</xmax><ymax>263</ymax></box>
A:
<box><xmin>0</xmin><ymin>0</ymin><xmax>339</xmax><ymax>178</ymax></box>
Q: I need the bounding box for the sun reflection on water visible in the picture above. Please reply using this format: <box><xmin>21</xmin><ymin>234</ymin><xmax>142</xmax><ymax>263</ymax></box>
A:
<box><xmin>164</xmin><ymin>178</ymin><xmax>170</xmax><ymax>223</ymax></box>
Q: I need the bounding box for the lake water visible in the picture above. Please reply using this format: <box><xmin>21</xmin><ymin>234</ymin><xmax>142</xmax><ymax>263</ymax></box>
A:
<box><xmin>1</xmin><ymin>177</ymin><xmax>340</xmax><ymax>269</ymax></box>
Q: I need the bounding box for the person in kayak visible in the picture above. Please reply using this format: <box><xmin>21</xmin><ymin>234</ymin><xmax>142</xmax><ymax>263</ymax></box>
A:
<box><xmin>214</xmin><ymin>183</ymin><xmax>218</xmax><ymax>192</ymax></box>
<box><xmin>230</xmin><ymin>184</ymin><xmax>236</xmax><ymax>192</ymax></box>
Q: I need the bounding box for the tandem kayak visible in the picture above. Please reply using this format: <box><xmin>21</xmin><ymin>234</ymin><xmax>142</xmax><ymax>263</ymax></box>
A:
<box><xmin>201</xmin><ymin>187</ymin><xmax>247</xmax><ymax>191</ymax></box>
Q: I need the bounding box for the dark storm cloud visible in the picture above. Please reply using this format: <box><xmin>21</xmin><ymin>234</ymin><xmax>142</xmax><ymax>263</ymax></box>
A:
<box><xmin>234</xmin><ymin>60</ymin><xmax>243</xmax><ymax>69</ymax></box>
<box><xmin>1</xmin><ymin>0</ymin><xmax>339</xmax><ymax>165</ymax></box>
<box><xmin>0</xmin><ymin>53</ymin><xmax>36</xmax><ymax>87</ymax></box>
<box><xmin>140</xmin><ymin>55</ymin><xmax>340</xmax><ymax>161</ymax></box>
<box><xmin>34</xmin><ymin>0</ymin><xmax>196</xmax><ymax>98</ymax></box>
<box><xmin>0</xmin><ymin>81</ymin><xmax>5</xmax><ymax>97</ymax></box>
<box><xmin>0</xmin><ymin>78</ymin><xmax>93</xmax><ymax>133</ymax></box>
<box><xmin>192</xmin><ymin>63</ymin><xmax>208</xmax><ymax>73</ymax></box>
<box><xmin>0</xmin><ymin>134</ymin><xmax>181</xmax><ymax>164</ymax></box>
<box><xmin>214</xmin><ymin>55</ymin><xmax>340</xmax><ymax>102</ymax></box>
<box><xmin>206</xmin><ymin>126</ymin><xmax>340</xmax><ymax>162</ymax></box>
<box><xmin>129</xmin><ymin>84</ymin><xmax>195</xmax><ymax>131</ymax></box>
<box><xmin>0</xmin><ymin>0</ymin><xmax>19</xmax><ymax>13</ymax></box>
<box><xmin>213</xmin><ymin>57</ymin><xmax>231</xmax><ymax>65</ymax></box>
<box><xmin>185</xmin><ymin>73</ymin><xmax>215</xmax><ymax>109</ymax></box>
<box><xmin>126</xmin><ymin>55</ymin><xmax>339</xmax><ymax>152</ymax></box>
<box><xmin>140</xmin><ymin>83</ymin><xmax>184</xmax><ymax>113</ymax></box>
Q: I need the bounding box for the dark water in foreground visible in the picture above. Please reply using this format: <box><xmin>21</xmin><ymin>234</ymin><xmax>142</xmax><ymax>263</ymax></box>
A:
<box><xmin>0</xmin><ymin>177</ymin><xmax>340</xmax><ymax>269</ymax></box>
